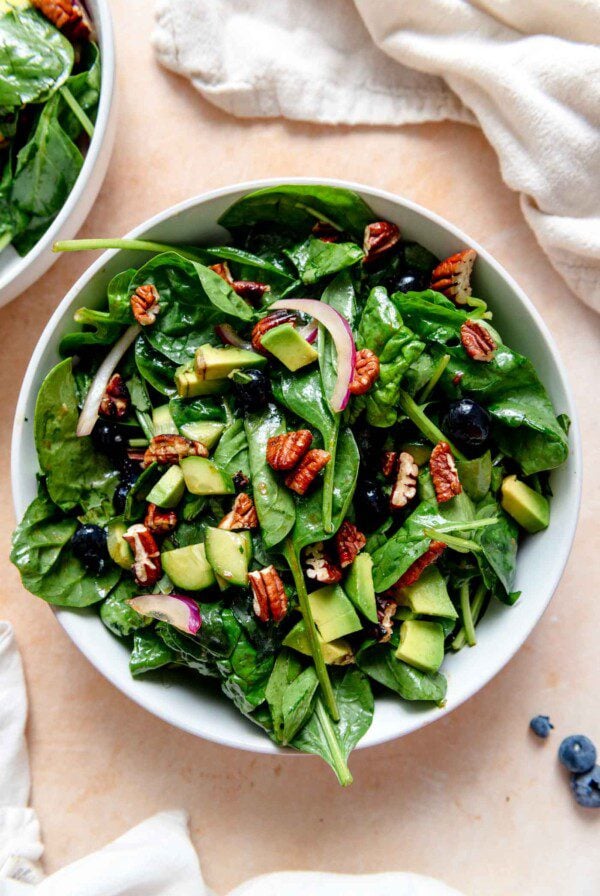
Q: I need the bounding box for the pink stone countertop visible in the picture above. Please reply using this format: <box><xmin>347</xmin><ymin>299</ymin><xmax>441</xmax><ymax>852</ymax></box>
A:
<box><xmin>1</xmin><ymin>2</ymin><xmax>599</xmax><ymax>893</ymax></box>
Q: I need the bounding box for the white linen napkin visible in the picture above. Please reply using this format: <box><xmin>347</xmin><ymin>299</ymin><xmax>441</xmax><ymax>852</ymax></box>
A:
<box><xmin>0</xmin><ymin>620</ymin><xmax>465</xmax><ymax>895</ymax></box>
<box><xmin>153</xmin><ymin>0</ymin><xmax>600</xmax><ymax>313</ymax></box>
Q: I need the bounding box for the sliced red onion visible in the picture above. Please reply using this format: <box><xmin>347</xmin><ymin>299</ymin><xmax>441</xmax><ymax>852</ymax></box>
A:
<box><xmin>297</xmin><ymin>318</ymin><xmax>318</xmax><ymax>344</ymax></box>
<box><xmin>128</xmin><ymin>593</ymin><xmax>201</xmax><ymax>635</ymax></box>
<box><xmin>270</xmin><ymin>299</ymin><xmax>356</xmax><ymax>411</ymax></box>
<box><xmin>76</xmin><ymin>323</ymin><xmax>141</xmax><ymax>437</ymax></box>
<box><xmin>214</xmin><ymin>323</ymin><xmax>252</xmax><ymax>351</ymax></box>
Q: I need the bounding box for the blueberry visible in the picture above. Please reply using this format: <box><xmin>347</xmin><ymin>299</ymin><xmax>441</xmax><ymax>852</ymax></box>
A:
<box><xmin>530</xmin><ymin>715</ymin><xmax>554</xmax><ymax>738</ymax></box>
<box><xmin>113</xmin><ymin>482</ymin><xmax>130</xmax><ymax>515</ymax></box>
<box><xmin>353</xmin><ymin>425</ymin><xmax>386</xmax><ymax>463</ymax></box>
<box><xmin>71</xmin><ymin>524</ymin><xmax>109</xmax><ymax>575</ymax></box>
<box><xmin>119</xmin><ymin>457</ymin><xmax>142</xmax><ymax>487</ymax></box>
<box><xmin>442</xmin><ymin>398</ymin><xmax>491</xmax><ymax>457</ymax></box>
<box><xmin>353</xmin><ymin>478</ymin><xmax>388</xmax><ymax>531</ymax></box>
<box><xmin>387</xmin><ymin>267</ymin><xmax>429</xmax><ymax>294</ymax></box>
<box><xmin>558</xmin><ymin>735</ymin><xmax>597</xmax><ymax>774</ymax></box>
<box><xmin>232</xmin><ymin>369</ymin><xmax>271</xmax><ymax>414</ymax></box>
<box><xmin>91</xmin><ymin>420</ymin><xmax>126</xmax><ymax>461</ymax></box>
<box><xmin>571</xmin><ymin>765</ymin><xmax>600</xmax><ymax>809</ymax></box>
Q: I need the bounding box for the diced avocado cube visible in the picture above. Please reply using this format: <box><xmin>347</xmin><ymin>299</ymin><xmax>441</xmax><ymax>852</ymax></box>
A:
<box><xmin>194</xmin><ymin>344</ymin><xmax>266</xmax><ymax>380</ymax></box>
<box><xmin>394</xmin><ymin>606</ymin><xmax>417</xmax><ymax>622</ymax></box>
<box><xmin>260</xmin><ymin>323</ymin><xmax>318</xmax><ymax>371</ymax></box>
<box><xmin>145</xmin><ymin>465</ymin><xmax>185</xmax><ymax>508</ymax></box>
<box><xmin>395</xmin><ymin>620</ymin><xmax>445</xmax><ymax>673</ymax></box>
<box><xmin>107</xmin><ymin>517</ymin><xmax>134</xmax><ymax>570</ymax></box>
<box><xmin>396</xmin><ymin>566</ymin><xmax>458</xmax><ymax>619</ymax></box>
<box><xmin>344</xmin><ymin>553</ymin><xmax>377</xmax><ymax>623</ymax></box>
<box><xmin>152</xmin><ymin>404</ymin><xmax>178</xmax><ymax>435</ymax></box>
<box><xmin>283</xmin><ymin>619</ymin><xmax>353</xmax><ymax>665</ymax></box>
<box><xmin>501</xmin><ymin>474</ymin><xmax>550</xmax><ymax>534</ymax></box>
<box><xmin>180</xmin><ymin>456</ymin><xmax>235</xmax><ymax>495</ymax></box>
<box><xmin>161</xmin><ymin>543</ymin><xmax>216</xmax><ymax>592</ymax></box>
<box><xmin>175</xmin><ymin>362</ymin><xmax>229</xmax><ymax>398</ymax></box>
<box><xmin>204</xmin><ymin>527</ymin><xmax>251</xmax><ymax>587</ymax></box>
<box><xmin>179</xmin><ymin>420</ymin><xmax>225</xmax><ymax>450</ymax></box>
<box><xmin>308</xmin><ymin>584</ymin><xmax>362</xmax><ymax>642</ymax></box>
<box><xmin>399</xmin><ymin>442</ymin><xmax>432</xmax><ymax>466</ymax></box>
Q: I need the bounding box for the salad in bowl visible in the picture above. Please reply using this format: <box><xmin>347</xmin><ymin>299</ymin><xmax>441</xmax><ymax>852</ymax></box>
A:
<box><xmin>11</xmin><ymin>184</ymin><xmax>572</xmax><ymax>784</ymax></box>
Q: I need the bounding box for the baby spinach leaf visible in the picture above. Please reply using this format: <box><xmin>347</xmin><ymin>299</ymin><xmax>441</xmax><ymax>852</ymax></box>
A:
<box><xmin>212</xmin><ymin>419</ymin><xmax>250</xmax><ymax>480</ymax></box>
<box><xmin>281</xmin><ymin>666</ymin><xmax>319</xmax><ymax>744</ymax></box>
<box><xmin>273</xmin><ymin>367</ymin><xmax>335</xmax><ymax>444</ymax></box>
<box><xmin>130</xmin><ymin>630</ymin><xmax>175</xmax><ymax>676</ymax></box>
<box><xmin>0</xmin><ymin>7</ymin><xmax>73</xmax><ymax>109</ymax></box>
<box><xmin>265</xmin><ymin>649</ymin><xmax>303</xmax><ymax>741</ymax></box>
<box><xmin>196</xmin><ymin>244</ymin><xmax>296</xmax><ymax>298</ymax></box>
<box><xmin>169</xmin><ymin>395</ymin><xmax>225</xmax><ymax>426</ymax></box>
<box><xmin>107</xmin><ymin>268</ymin><xmax>136</xmax><ymax>322</ymax></box>
<box><xmin>457</xmin><ymin>451</ymin><xmax>492</xmax><ymax>502</ymax></box>
<box><xmin>33</xmin><ymin>358</ymin><xmax>120</xmax><ymax>514</ymax></box>
<box><xmin>292</xmin><ymin>668</ymin><xmax>374</xmax><ymax>786</ymax></box>
<box><xmin>124</xmin><ymin>463</ymin><xmax>161</xmax><ymax>522</ymax></box>
<box><xmin>476</xmin><ymin>500</ymin><xmax>518</xmax><ymax>597</ymax></box>
<box><xmin>245</xmin><ymin>405</ymin><xmax>296</xmax><ymax>548</ymax></box>
<box><xmin>59</xmin><ymin>306</ymin><xmax>125</xmax><ymax>354</ymax></box>
<box><xmin>135</xmin><ymin>336</ymin><xmax>177</xmax><ymax>396</ymax></box>
<box><xmin>219</xmin><ymin>184</ymin><xmax>374</xmax><ymax>239</ymax></box>
<box><xmin>285</xmin><ymin>236</ymin><xmax>363</xmax><ymax>284</ymax></box>
<box><xmin>10</xmin><ymin>485</ymin><xmax>120</xmax><ymax>607</ymax></box>
<box><xmin>194</xmin><ymin>262</ymin><xmax>256</xmax><ymax>322</ymax></box>
<box><xmin>155</xmin><ymin>622</ymin><xmax>219</xmax><ymax>677</ymax></box>
<box><xmin>100</xmin><ymin>580</ymin><xmax>150</xmax><ymax>637</ymax></box>
<box><xmin>218</xmin><ymin>635</ymin><xmax>276</xmax><ymax>714</ymax></box>
<box><xmin>370</xmin><ymin>501</ymin><xmax>449</xmax><ymax>592</ymax></box>
<box><xmin>356</xmin><ymin>640</ymin><xmax>447</xmax><ymax>704</ymax></box>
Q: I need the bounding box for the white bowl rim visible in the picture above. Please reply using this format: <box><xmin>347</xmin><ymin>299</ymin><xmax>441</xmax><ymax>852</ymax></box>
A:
<box><xmin>11</xmin><ymin>177</ymin><xmax>583</xmax><ymax>754</ymax></box>
<box><xmin>0</xmin><ymin>0</ymin><xmax>116</xmax><ymax>299</ymax></box>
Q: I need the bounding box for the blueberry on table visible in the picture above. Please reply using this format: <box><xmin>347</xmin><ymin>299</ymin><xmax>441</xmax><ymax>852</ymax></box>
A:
<box><xmin>353</xmin><ymin>478</ymin><xmax>388</xmax><ymax>531</ymax></box>
<box><xmin>232</xmin><ymin>368</ymin><xmax>271</xmax><ymax>414</ymax></box>
<box><xmin>388</xmin><ymin>268</ymin><xmax>430</xmax><ymax>294</ymax></box>
<box><xmin>442</xmin><ymin>398</ymin><xmax>491</xmax><ymax>457</ymax></box>
<box><xmin>91</xmin><ymin>420</ymin><xmax>126</xmax><ymax>460</ymax></box>
<box><xmin>571</xmin><ymin>765</ymin><xmax>600</xmax><ymax>809</ymax></box>
<box><xmin>71</xmin><ymin>525</ymin><xmax>109</xmax><ymax>575</ymax></box>
<box><xmin>530</xmin><ymin>715</ymin><xmax>554</xmax><ymax>738</ymax></box>
<box><xmin>558</xmin><ymin>735</ymin><xmax>597</xmax><ymax>774</ymax></box>
<box><xmin>113</xmin><ymin>482</ymin><xmax>129</xmax><ymax>515</ymax></box>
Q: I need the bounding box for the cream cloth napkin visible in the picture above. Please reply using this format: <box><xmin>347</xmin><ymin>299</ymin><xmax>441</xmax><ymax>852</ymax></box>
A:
<box><xmin>0</xmin><ymin>621</ymin><xmax>464</xmax><ymax>895</ymax></box>
<box><xmin>153</xmin><ymin>0</ymin><xmax>600</xmax><ymax>313</ymax></box>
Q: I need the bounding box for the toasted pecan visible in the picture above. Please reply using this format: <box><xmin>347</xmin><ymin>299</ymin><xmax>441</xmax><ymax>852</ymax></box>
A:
<box><xmin>390</xmin><ymin>451</ymin><xmax>419</xmax><ymax>510</ymax></box>
<box><xmin>99</xmin><ymin>373</ymin><xmax>130</xmax><ymax>420</ymax></box>
<box><xmin>349</xmin><ymin>349</ymin><xmax>380</xmax><ymax>396</ymax></box>
<box><xmin>430</xmin><ymin>249</ymin><xmax>476</xmax><ymax>305</ymax></box>
<box><xmin>31</xmin><ymin>0</ymin><xmax>92</xmax><ymax>40</ymax></box>
<box><xmin>304</xmin><ymin>542</ymin><xmax>342</xmax><ymax>585</ymax></box>
<box><xmin>251</xmin><ymin>311</ymin><xmax>297</xmax><ymax>354</ymax></box>
<box><xmin>460</xmin><ymin>320</ymin><xmax>496</xmax><ymax>362</ymax></box>
<box><xmin>144</xmin><ymin>504</ymin><xmax>177</xmax><ymax>536</ymax></box>
<box><xmin>266</xmin><ymin>429</ymin><xmax>313</xmax><ymax>471</ymax></box>
<box><xmin>393</xmin><ymin>541</ymin><xmax>446</xmax><ymax>589</ymax></box>
<box><xmin>143</xmin><ymin>434</ymin><xmax>208</xmax><ymax>468</ymax></box>
<box><xmin>335</xmin><ymin>520</ymin><xmax>366</xmax><ymax>568</ymax></box>
<box><xmin>248</xmin><ymin>566</ymin><xmax>288</xmax><ymax>623</ymax></box>
<box><xmin>285</xmin><ymin>449</ymin><xmax>331</xmax><ymax>495</ymax></box>
<box><xmin>363</xmin><ymin>221</ymin><xmax>401</xmax><ymax>265</ymax></box>
<box><xmin>123</xmin><ymin>523</ymin><xmax>161</xmax><ymax>587</ymax></box>
<box><xmin>429</xmin><ymin>442</ymin><xmax>462</xmax><ymax>504</ymax></box>
<box><xmin>218</xmin><ymin>493</ymin><xmax>259</xmax><ymax>530</ymax></box>
<box><xmin>131</xmin><ymin>284</ymin><xmax>160</xmax><ymax>326</ymax></box>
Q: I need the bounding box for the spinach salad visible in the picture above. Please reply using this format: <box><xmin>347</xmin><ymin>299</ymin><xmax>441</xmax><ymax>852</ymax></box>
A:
<box><xmin>11</xmin><ymin>185</ymin><xmax>570</xmax><ymax>784</ymax></box>
<box><xmin>0</xmin><ymin>0</ymin><xmax>99</xmax><ymax>256</ymax></box>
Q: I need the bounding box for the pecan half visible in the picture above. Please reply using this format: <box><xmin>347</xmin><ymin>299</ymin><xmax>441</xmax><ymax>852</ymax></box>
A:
<box><xmin>375</xmin><ymin>596</ymin><xmax>397</xmax><ymax>644</ymax></box>
<box><xmin>382</xmin><ymin>451</ymin><xmax>398</xmax><ymax>479</ymax></box>
<box><xmin>349</xmin><ymin>348</ymin><xmax>380</xmax><ymax>395</ymax></box>
<box><xmin>143</xmin><ymin>434</ymin><xmax>208</xmax><ymax>467</ymax></box>
<box><xmin>312</xmin><ymin>221</ymin><xmax>341</xmax><ymax>243</ymax></box>
<box><xmin>209</xmin><ymin>262</ymin><xmax>234</xmax><ymax>284</ymax></box>
<box><xmin>285</xmin><ymin>449</ymin><xmax>331</xmax><ymax>495</ymax></box>
<box><xmin>144</xmin><ymin>503</ymin><xmax>177</xmax><ymax>536</ymax></box>
<box><xmin>304</xmin><ymin>542</ymin><xmax>342</xmax><ymax>584</ymax></box>
<box><xmin>248</xmin><ymin>566</ymin><xmax>288</xmax><ymax>623</ymax></box>
<box><xmin>430</xmin><ymin>249</ymin><xmax>477</xmax><ymax>305</ymax></box>
<box><xmin>429</xmin><ymin>442</ymin><xmax>462</xmax><ymax>504</ymax></box>
<box><xmin>266</xmin><ymin>429</ymin><xmax>313</xmax><ymax>471</ymax></box>
<box><xmin>390</xmin><ymin>451</ymin><xmax>419</xmax><ymax>510</ymax></box>
<box><xmin>208</xmin><ymin>263</ymin><xmax>270</xmax><ymax>304</ymax></box>
<box><xmin>460</xmin><ymin>320</ymin><xmax>496</xmax><ymax>362</ymax></box>
<box><xmin>131</xmin><ymin>284</ymin><xmax>160</xmax><ymax>326</ymax></box>
<box><xmin>393</xmin><ymin>540</ymin><xmax>446</xmax><ymax>589</ymax></box>
<box><xmin>99</xmin><ymin>373</ymin><xmax>130</xmax><ymax>420</ymax></box>
<box><xmin>218</xmin><ymin>493</ymin><xmax>259</xmax><ymax>530</ymax></box>
<box><xmin>123</xmin><ymin>524</ymin><xmax>162</xmax><ymax>587</ymax></box>
<box><xmin>363</xmin><ymin>221</ymin><xmax>401</xmax><ymax>265</ymax></box>
<box><xmin>32</xmin><ymin>0</ymin><xmax>93</xmax><ymax>40</ymax></box>
<box><xmin>251</xmin><ymin>311</ymin><xmax>297</xmax><ymax>353</ymax></box>
<box><xmin>335</xmin><ymin>520</ymin><xmax>366</xmax><ymax>568</ymax></box>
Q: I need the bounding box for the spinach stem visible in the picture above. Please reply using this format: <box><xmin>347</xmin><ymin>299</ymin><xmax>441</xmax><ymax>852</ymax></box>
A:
<box><xmin>427</xmin><ymin>518</ymin><xmax>498</xmax><ymax>534</ymax></box>
<box><xmin>315</xmin><ymin>698</ymin><xmax>353</xmax><ymax>787</ymax></box>
<box><xmin>397</xmin><ymin>387</ymin><xmax>466</xmax><ymax>462</ymax></box>
<box><xmin>422</xmin><ymin>527</ymin><xmax>481</xmax><ymax>553</ymax></box>
<box><xmin>452</xmin><ymin>582</ymin><xmax>488</xmax><ymax>650</ymax></box>
<box><xmin>135</xmin><ymin>410</ymin><xmax>154</xmax><ymax>440</ymax></box>
<box><xmin>322</xmin><ymin>419</ymin><xmax>339</xmax><ymax>534</ymax></box>
<box><xmin>284</xmin><ymin>539</ymin><xmax>339</xmax><ymax>721</ymax></box>
<box><xmin>419</xmin><ymin>353</ymin><xmax>450</xmax><ymax>402</ymax></box>
<box><xmin>54</xmin><ymin>238</ymin><xmax>205</xmax><ymax>262</ymax></box>
<box><xmin>459</xmin><ymin>582</ymin><xmax>476</xmax><ymax>647</ymax></box>
<box><xmin>59</xmin><ymin>86</ymin><xmax>95</xmax><ymax>139</ymax></box>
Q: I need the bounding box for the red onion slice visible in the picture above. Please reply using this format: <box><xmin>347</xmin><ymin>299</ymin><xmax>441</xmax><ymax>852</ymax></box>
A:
<box><xmin>76</xmin><ymin>323</ymin><xmax>141</xmax><ymax>437</ymax></box>
<box><xmin>270</xmin><ymin>299</ymin><xmax>356</xmax><ymax>411</ymax></box>
<box><xmin>214</xmin><ymin>323</ymin><xmax>252</xmax><ymax>351</ymax></box>
<box><xmin>128</xmin><ymin>593</ymin><xmax>201</xmax><ymax>635</ymax></box>
<box><xmin>297</xmin><ymin>318</ymin><xmax>318</xmax><ymax>344</ymax></box>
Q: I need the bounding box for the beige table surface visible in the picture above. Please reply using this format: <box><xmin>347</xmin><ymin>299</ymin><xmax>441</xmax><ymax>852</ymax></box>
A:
<box><xmin>2</xmin><ymin>2</ymin><xmax>599</xmax><ymax>894</ymax></box>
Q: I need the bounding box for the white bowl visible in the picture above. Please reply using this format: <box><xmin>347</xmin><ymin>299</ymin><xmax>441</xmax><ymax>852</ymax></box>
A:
<box><xmin>11</xmin><ymin>179</ymin><xmax>582</xmax><ymax>753</ymax></box>
<box><xmin>0</xmin><ymin>0</ymin><xmax>116</xmax><ymax>308</ymax></box>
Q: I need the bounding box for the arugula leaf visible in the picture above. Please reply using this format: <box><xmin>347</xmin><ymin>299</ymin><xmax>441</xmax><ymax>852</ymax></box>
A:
<box><xmin>245</xmin><ymin>405</ymin><xmax>296</xmax><ymax>548</ymax></box>
<box><xmin>33</xmin><ymin>358</ymin><xmax>119</xmax><ymax>515</ymax></box>
<box><xmin>292</xmin><ymin>668</ymin><xmax>374</xmax><ymax>786</ymax></box>
<box><xmin>219</xmin><ymin>184</ymin><xmax>374</xmax><ymax>239</ymax></box>
<box><xmin>285</xmin><ymin>236</ymin><xmax>363</xmax><ymax>284</ymax></box>
<box><xmin>356</xmin><ymin>640</ymin><xmax>447</xmax><ymax>703</ymax></box>
<box><xmin>0</xmin><ymin>7</ymin><xmax>73</xmax><ymax>109</ymax></box>
<box><xmin>130</xmin><ymin>630</ymin><xmax>175</xmax><ymax>676</ymax></box>
<box><xmin>10</xmin><ymin>484</ymin><xmax>119</xmax><ymax>607</ymax></box>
